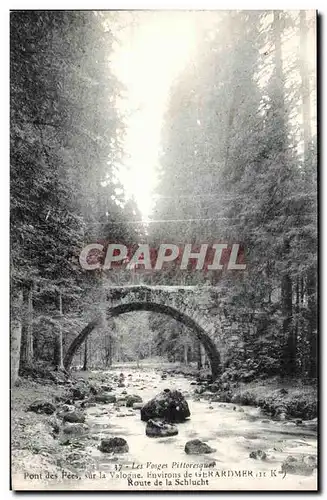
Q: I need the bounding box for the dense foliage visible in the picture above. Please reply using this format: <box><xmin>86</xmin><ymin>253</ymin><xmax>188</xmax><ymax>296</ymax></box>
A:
<box><xmin>149</xmin><ymin>11</ymin><xmax>317</xmax><ymax>380</ymax></box>
<box><xmin>10</xmin><ymin>11</ymin><xmax>317</xmax><ymax>384</ymax></box>
<box><xmin>10</xmin><ymin>11</ymin><xmax>141</xmax><ymax>374</ymax></box>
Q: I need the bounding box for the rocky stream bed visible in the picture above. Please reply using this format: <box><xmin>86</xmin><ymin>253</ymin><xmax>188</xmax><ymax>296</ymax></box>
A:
<box><xmin>11</xmin><ymin>364</ymin><xmax>318</xmax><ymax>491</ymax></box>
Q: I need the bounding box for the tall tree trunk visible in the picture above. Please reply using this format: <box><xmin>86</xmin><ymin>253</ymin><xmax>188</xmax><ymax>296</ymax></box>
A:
<box><xmin>272</xmin><ymin>11</ymin><xmax>295</xmax><ymax>376</ymax></box>
<box><xmin>54</xmin><ymin>289</ymin><xmax>64</xmax><ymax>370</ymax></box>
<box><xmin>295</xmin><ymin>278</ymin><xmax>300</xmax><ymax>368</ymax></box>
<box><xmin>183</xmin><ymin>343</ymin><xmax>188</xmax><ymax>365</ymax></box>
<box><xmin>20</xmin><ymin>284</ymin><xmax>33</xmax><ymax>369</ymax></box>
<box><xmin>109</xmin><ymin>338</ymin><xmax>113</xmax><ymax>366</ymax></box>
<box><xmin>307</xmin><ymin>272</ymin><xmax>317</xmax><ymax>378</ymax></box>
<box><xmin>83</xmin><ymin>339</ymin><xmax>88</xmax><ymax>371</ymax></box>
<box><xmin>104</xmin><ymin>331</ymin><xmax>112</xmax><ymax>367</ymax></box>
<box><xmin>300</xmin><ymin>10</ymin><xmax>317</xmax><ymax>379</ymax></box>
<box><xmin>196</xmin><ymin>338</ymin><xmax>202</xmax><ymax>371</ymax></box>
<box><xmin>300</xmin><ymin>276</ymin><xmax>305</xmax><ymax>304</ymax></box>
<box><xmin>11</xmin><ymin>287</ymin><xmax>23</xmax><ymax>384</ymax></box>
<box><xmin>281</xmin><ymin>272</ymin><xmax>296</xmax><ymax>375</ymax></box>
<box><xmin>200</xmin><ymin>343</ymin><xmax>206</xmax><ymax>369</ymax></box>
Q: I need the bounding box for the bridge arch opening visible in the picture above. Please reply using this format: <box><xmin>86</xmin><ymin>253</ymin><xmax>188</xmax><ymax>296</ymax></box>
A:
<box><xmin>64</xmin><ymin>301</ymin><xmax>221</xmax><ymax>380</ymax></box>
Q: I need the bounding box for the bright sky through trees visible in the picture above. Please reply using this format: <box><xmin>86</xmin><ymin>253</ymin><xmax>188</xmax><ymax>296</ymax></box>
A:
<box><xmin>111</xmin><ymin>11</ymin><xmax>316</xmax><ymax>221</ymax></box>
<box><xmin>111</xmin><ymin>12</ymin><xmax>213</xmax><ymax>220</ymax></box>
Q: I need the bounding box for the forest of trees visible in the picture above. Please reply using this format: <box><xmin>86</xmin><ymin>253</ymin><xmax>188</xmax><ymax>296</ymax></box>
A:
<box><xmin>10</xmin><ymin>11</ymin><xmax>317</xmax><ymax>385</ymax></box>
<box><xmin>149</xmin><ymin>11</ymin><xmax>317</xmax><ymax>381</ymax></box>
<box><xmin>10</xmin><ymin>11</ymin><xmax>143</xmax><ymax>382</ymax></box>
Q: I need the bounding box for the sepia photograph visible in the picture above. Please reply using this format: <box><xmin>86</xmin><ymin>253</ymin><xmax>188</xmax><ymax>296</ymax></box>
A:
<box><xmin>10</xmin><ymin>8</ymin><xmax>318</xmax><ymax>491</ymax></box>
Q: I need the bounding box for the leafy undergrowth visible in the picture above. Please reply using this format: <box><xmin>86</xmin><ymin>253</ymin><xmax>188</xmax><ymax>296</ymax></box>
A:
<box><xmin>225</xmin><ymin>378</ymin><xmax>317</xmax><ymax>421</ymax></box>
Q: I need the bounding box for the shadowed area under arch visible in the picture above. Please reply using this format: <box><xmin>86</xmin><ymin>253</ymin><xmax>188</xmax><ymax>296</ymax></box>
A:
<box><xmin>63</xmin><ymin>301</ymin><xmax>221</xmax><ymax>379</ymax></box>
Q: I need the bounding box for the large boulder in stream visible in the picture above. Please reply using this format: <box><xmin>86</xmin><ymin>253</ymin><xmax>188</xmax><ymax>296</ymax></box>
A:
<box><xmin>185</xmin><ymin>439</ymin><xmax>216</xmax><ymax>455</ymax></box>
<box><xmin>141</xmin><ymin>389</ymin><xmax>190</xmax><ymax>423</ymax></box>
<box><xmin>146</xmin><ymin>419</ymin><xmax>178</xmax><ymax>438</ymax></box>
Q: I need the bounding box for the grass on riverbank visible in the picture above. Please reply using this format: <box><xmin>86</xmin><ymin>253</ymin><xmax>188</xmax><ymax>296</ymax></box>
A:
<box><xmin>229</xmin><ymin>378</ymin><xmax>317</xmax><ymax>420</ymax></box>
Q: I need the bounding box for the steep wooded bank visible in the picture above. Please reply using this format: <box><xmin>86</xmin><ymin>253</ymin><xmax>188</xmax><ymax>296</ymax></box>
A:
<box><xmin>10</xmin><ymin>11</ymin><xmax>142</xmax><ymax>383</ymax></box>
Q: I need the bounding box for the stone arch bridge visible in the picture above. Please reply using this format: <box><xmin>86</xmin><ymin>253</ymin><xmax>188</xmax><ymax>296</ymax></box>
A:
<box><xmin>64</xmin><ymin>285</ymin><xmax>229</xmax><ymax>380</ymax></box>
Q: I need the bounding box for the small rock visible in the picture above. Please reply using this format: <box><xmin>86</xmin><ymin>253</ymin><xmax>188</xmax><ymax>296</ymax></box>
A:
<box><xmin>116</xmin><ymin>396</ymin><xmax>127</xmax><ymax>403</ymax></box>
<box><xmin>303</xmin><ymin>455</ymin><xmax>318</xmax><ymax>468</ymax></box>
<box><xmin>81</xmin><ymin>400</ymin><xmax>96</xmax><ymax>409</ymax></box>
<box><xmin>249</xmin><ymin>450</ymin><xmax>267</xmax><ymax>460</ymax></box>
<box><xmin>48</xmin><ymin>416</ymin><xmax>61</xmax><ymax>436</ymax></box>
<box><xmin>102</xmin><ymin>385</ymin><xmax>113</xmax><ymax>392</ymax></box>
<box><xmin>62</xmin><ymin>423</ymin><xmax>88</xmax><ymax>435</ymax></box>
<box><xmin>89</xmin><ymin>385</ymin><xmax>98</xmax><ymax>395</ymax></box>
<box><xmin>94</xmin><ymin>394</ymin><xmax>116</xmax><ymax>404</ymax></box>
<box><xmin>99</xmin><ymin>437</ymin><xmax>129</xmax><ymax>454</ymax></box>
<box><xmin>61</xmin><ymin>410</ymin><xmax>85</xmax><ymax>424</ymax></box>
<box><xmin>146</xmin><ymin>419</ymin><xmax>178</xmax><ymax>438</ymax></box>
<box><xmin>281</xmin><ymin>455</ymin><xmax>316</xmax><ymax>476</ymax></box>
<box><xmin>60</xmin><ymin>403</ymin><xmax>76</xmax><ymax>412</ymax></box>
<box><xmin>208</xmin><ymin>383</ymin><xmax>219</xmax><ymax>393</ymax></box>
<box><xmin>71</xmin><ymin>382</ymin><xmax>89</xmax><ymax>400</ymax></box>
<box><xmin>126</xmin><ymin>395</ymin><xmax>143</xmax><ymax>408</ymax></box>
<box><xmin>27</xmin><ymin>400</ymin><xmax>56</xmax><ymax>415</ymax></box>
<box><xmin>185</xmin><ymin>439</ymin><xmax>216</xmax><ymax>455</ymax></box>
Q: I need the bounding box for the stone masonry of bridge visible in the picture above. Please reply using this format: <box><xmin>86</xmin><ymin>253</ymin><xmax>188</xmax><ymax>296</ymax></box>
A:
<box><xmin>64</xmin><ymin>285</ymin><xmax>233</xmax><ymax>380</ymax></box>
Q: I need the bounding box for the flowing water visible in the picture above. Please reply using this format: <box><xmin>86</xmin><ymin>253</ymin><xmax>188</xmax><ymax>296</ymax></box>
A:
<box><xmin>62</xmin><ymin>365</ymin><xmax>318</xmax><ymax>490</ymax></box>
